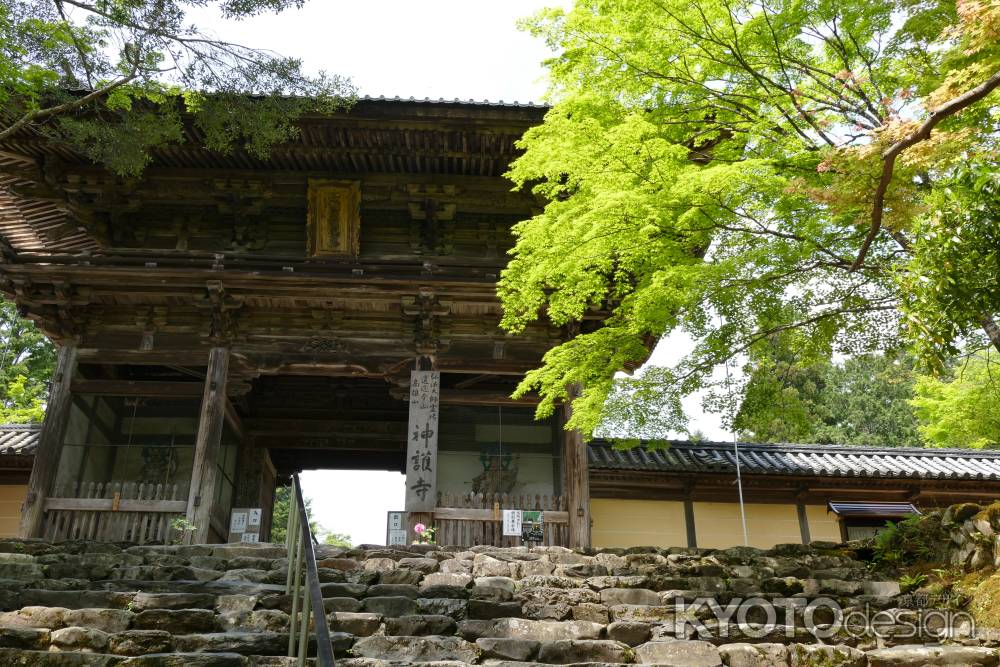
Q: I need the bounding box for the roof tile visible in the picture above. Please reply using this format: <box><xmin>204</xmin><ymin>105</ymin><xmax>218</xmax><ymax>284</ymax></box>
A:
<box><xmin>589</xmin><ymin>439</ymin><xmax>1000</xmax><ymax>481</ymax></box>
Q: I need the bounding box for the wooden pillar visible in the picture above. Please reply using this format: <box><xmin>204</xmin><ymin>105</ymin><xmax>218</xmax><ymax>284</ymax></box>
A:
<box><xmin>795</xmin><ymin>487</ymin><xmax>811</xmax><ymax>544</ymax></box>
<box><xmin>562</xmin><ymin>385</ymin><xmax>591</xmax><ymax>549</ymax></box>
<box><xmin>186</xmin><ymin>347</ymin><xmax>230</xmax><ymax>544</ymax></box>
<box><xmin>19</xmin><ymin>343</ymin><xmax>78</xmax><ymax>538</ymax></box>
<box><xmin>684</xmin><ymin>497</ymin><xmax>698</xmax><ymax>548</ymax></box>
<box><xmin>796</xmin><ymin>502</ymin><xmax>811</xmax><ymax>544</ymax></box>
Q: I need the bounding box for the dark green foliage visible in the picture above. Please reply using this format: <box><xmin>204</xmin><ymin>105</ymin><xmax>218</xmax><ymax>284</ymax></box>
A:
<box><xmin>270</xmin><ymin>484</ymin><xmax>320</xmax><ymax>544</ymax></box>
<box><xmin>871</xmin><ymin>514</ymin><xmax>945</xmax><ymax>567</ymax></box>
<box><xmin>735</xmin><ymin>350</ymin><xmax>922</xmax><ymax>446</ymax></box>
<box><xmin>0</xmin><ymin>0</ymin><xmax>355</xmax><ymax>176</ymax></box>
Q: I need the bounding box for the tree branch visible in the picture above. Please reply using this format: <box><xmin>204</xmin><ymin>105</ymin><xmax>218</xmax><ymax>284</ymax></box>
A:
<box><xmin>851</xmin><ymin>66</ymin><xmax>1000</xmax><ymax>271</ymax></box>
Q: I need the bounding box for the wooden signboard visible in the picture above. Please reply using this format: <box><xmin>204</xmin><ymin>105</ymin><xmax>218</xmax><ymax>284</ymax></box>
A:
<box><xmin>405</xmin><ymin>370</ymin><xmax>440</xmax><ymax>513</ymax></box>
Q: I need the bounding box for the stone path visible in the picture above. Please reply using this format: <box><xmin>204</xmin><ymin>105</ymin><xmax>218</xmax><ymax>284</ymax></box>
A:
<box><xmin>0</xmin><ymin>540</ymin><xmax>994</xmax><ymax>666</ymax></box>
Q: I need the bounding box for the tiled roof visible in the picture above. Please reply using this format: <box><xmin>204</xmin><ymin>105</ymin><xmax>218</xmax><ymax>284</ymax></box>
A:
<box><xmin>588</xmin><ymin>440</ymin><xmax>1000</xmax><ymax>481</ymax></box>
<box><xmin>358</xmin><ymin>95</ymin><xmax>547</xmax><ymax>108</ymax></box>
<box><xmin>0</xmin><ymin>424</ymin><xmax>39</xmax><ymax>457</ymax></box>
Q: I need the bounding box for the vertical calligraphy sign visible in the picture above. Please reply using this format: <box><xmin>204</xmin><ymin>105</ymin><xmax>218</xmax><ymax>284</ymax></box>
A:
<box><xmin>405</xmin><ymin>370</ymin><xmax>440</xmax><ymax>512</ymax></box>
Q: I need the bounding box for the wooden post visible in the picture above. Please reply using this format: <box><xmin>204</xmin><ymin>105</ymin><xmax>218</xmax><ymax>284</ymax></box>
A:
<box><xmin>19</xmin><ymin>343</ymin><xmax>78</xmax><ymax>538</ymax></box>
<box><xmin>186</xmin><ymin>347</ymin><xmax>230</xmax><ymax>544</ymax></box>
<box><xmin>684</xmin><ymin>496</ymin><xmax>698</xmax><ymax>548</ymax></box>
<box><xmin>796</xmin><ymin>502</ymin><xmax>812</xmax><ymax>545</ymax></box>
<box><xmin>562</xmin><ymin>385</ymin><xmax>591</xmax><ymax>549</ymax></box>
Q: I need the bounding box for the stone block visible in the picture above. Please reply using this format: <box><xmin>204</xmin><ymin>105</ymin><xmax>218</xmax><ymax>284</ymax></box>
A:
<box><xmin>215</xmin><ymin>595</ymin><xmax>257</xmax><ymax>614</ymax></box>
<box><xmin>537</xmin><ymin>638</ymin><xmax>635</xmax><ymax>664</ymax></box>
<box><xmin>329</xmin><ymin>612</ymin><xmax>382</xmax><ymax>636</ymax></box>
<box><xmin>131</xmin><ymin>592</ymin><xmax>215</xmax><ymax>611</ymax></box>
<box><xmin>476</xmin><ymin>637</ymin><xmax>540</xmax><ymax>661</ymax></box>
<box><xmin>788</xmin><ymin>644</ymin><xmax>865</xmax><ymax>667</ymax></box>
<box><xmin>635</xmin><ymin>639</ymin><xmax>722</xmax><ymax>666</ymax></box>
<box><xmin>173</xmin><ymin>631</ymin><xmax>287</xmax><ymax>656</ymax></box>
<box><xmin>600</xmin><ymin>588</ymin><xmax>662</xmax><ymax>606</ymax></box>
<box><xmin>865</xmin><ymin>646</ymin><xmax>998</xmax><ymax>667</ymax></box>
<box><xmin>608</xmin><ymin>621</ymin><xmax>651</xmax><ymax>646</ymax></box>
<box><xmin>384</xmin><ymin>613</ymin><xmax>457</xmax><ymax>636</ymax></box>
<box><xmin>320</xmin><ymin>582</ymin><xmax>367</xmax><ymax>598</ymax></box>
<box><xmin>62</xmin><ymin>609</ymin><xmax>133</xmax><ymax>634</ymax></box>
<box><xmin>317</xmin><ymin>558</ymin><xmax>360</xmax><ymax>571</ymax></box>
<box><xmin>351</xmin><ymin>635</ymin><xmax>481</xmax><ymax>662</ymax></box>
<box><xmin>862</xmin><ymin>581</ymin><xmax>901</xmax><ymax>597</ymax></box>
<box><xmin>0</xmin><ymin>605</ymin><xmax>68</xmax><ymax>628</ymax></box>
<box><xmin>572</xmin><ymin>602</ymin><xmax>610</xmax><ymax>625</ymax></box>
<box><xmin>610</xmin><ymin>604</ymin><xmax>675</xmax><ymax>623</ymax></box>
<box><xmin>122</xmin><ymin>652</ymin><xmax>248</xmax><ymax>666</ymax></box>
<box><xmin>417</xmin><ymin>597</ymin><xmax>467</xmax><ymax>619</ymax></box>
<box><xmin>50</xmin><ymin>626</ymin><xmax>110</xmax><ymax>652</ymax></box>
<box><xmin>719</xmin><ymin>643</ymin><xmax>788</xmax><ymax>667</ymax></box>
<box><xmin>398</xmin><ymin>557</ymin><xmax>439</xmax><ymax>574</ymax></box>
<box><xmin>460</xmin><ymin>617</ymin><xmax>604</xmax><ymax>641</ymax></box>
<box><xmin>133</xmin><ymin>608</ymin><xmax>216</xmax><ymax>634</ymax></box>
<box><xmin>367</xmin><ymin>583</ymin><xmax>419</xmax><ymax>598</ymax></box>
<box><xmin>377</xmin><ymin>568</ymin><xmax>422</xmax><ymax>585</ymax></box>
<box><xmin>324</xmin><ymin>597</ymin><xmax>363</xmax><ymax>613</ymax></box>
<box><xmin>440</xmin><ymin>559</ymin><xmax>472</xmax><ymax>574</ymax></box>
<box><xmin>468</xmin><ymin>599</ymin><xmax>523</xmax><ymax>619</ymax></box>
<box><xmin>108</xmin><ymin>630</ymin><xmax>173</xmax><ymax>656</ymax></box>
<box><xmin>473</xmin><ymin>554</ymin><xmax>513</xmax><ymax>578</ymax></box>
<box><xmin>0</xmin><ymin>626</ymin><xmax>50</xmax><ymax>649</ymax></box>
<box><xmin>362</xmin><ymin>558</ymin><xmax>396</xmax><ymax>573</ymax></box>
<box><xmin>361</xmin><ymin>595</ymin><xmax>419</xmax><ymax>617</ymax></box>
<box><xmin>422</xmin><ymin>572</ymin><xmax>473</xmax><ymax>589</ymax></box>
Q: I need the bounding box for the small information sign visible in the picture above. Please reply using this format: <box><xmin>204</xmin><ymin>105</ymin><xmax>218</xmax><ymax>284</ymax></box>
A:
<box><xmin>386</xmin><ymin>511</ymin><xmax>407</xmax><ymax>545</ymax></box>
<box><xmin>502</xmin><ymin>509</ymin><xmax>522</xmax><ymax>536</ymax></box>
<box><xmin>228</xmin><ymin>507</ymin><xmax>263</xmax><ymax>543</ymax></box>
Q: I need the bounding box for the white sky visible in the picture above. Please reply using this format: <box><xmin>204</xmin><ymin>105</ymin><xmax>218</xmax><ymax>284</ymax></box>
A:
<box><xmin>197</xmin><ymin>0</ymin><xmax>726</xmax><ymax>545</ymax></box>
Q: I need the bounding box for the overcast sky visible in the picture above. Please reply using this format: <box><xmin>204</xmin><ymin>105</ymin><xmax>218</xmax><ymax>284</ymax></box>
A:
<box><xmin>195</xmin><ymin>0</ymin><xmax>727</xmax><ymax>545</ymax></box>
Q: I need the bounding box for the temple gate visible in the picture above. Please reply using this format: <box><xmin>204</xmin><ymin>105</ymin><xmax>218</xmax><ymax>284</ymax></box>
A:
<box><xmin>0</xmin><ymin>98</ymin><xmax>597</xmax><ymax>547</ymax></box>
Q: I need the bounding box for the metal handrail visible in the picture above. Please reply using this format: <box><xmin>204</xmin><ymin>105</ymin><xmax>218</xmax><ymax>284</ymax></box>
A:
<box><xmin>285</xmin><ymin>474</ymin><xmax>335</xmax><ymax>666</ymax></box>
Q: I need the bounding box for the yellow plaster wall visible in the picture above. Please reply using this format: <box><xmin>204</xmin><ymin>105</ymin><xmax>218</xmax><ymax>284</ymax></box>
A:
<box><xmin>590</xmin><ymin>498</ymin><xmax>687</xmax><ymax>548</ymax></box>
<box><xmin>694</xmin><ymin>502</ymin><xmax>804</xmax><ymax>549</ymax></box>
<box><xmin>805</xmin><ymin>504</ymin><xmax>843</xmax><ymax>542</ymax></box>
<box><xmin>0</xmin><ymin>484</ymin><xmax>26</xmax><ymax>538</ymax></box>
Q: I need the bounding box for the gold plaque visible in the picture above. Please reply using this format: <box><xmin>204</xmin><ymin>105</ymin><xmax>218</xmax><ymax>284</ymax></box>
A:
<box><xmin>307</xmin><ymin>179</ymin><xmax>361</xmax><ymax>256</ymax></box>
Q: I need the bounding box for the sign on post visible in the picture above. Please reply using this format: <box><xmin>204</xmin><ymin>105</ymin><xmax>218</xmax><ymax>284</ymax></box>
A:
<box><xmin>228</xmin><ymin>507</ymin><xmax>263</xmax><ymax>543</ymax></box>
<box><xmin>502</xmin><ymin>509</ymin><xmax>522</xmax><ymax>536</ymax></box>
<box><xmin>405</xmin><ymin>370</ymin><xmax>440</xmax><ymax>513</ymax></box>
<box><xmin>386</xmin><ymin>511</ymin><xmax>407</xmax><ymax>546</ymax></box>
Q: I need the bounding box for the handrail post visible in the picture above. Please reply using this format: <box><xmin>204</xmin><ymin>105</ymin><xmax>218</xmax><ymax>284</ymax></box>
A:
<box><xmin>287</xmin><ymin>482</ymin><xmax>302</xmax><ymax>656</ymax></box>
<box><xmin>297</xmin><ymin>573</ymin><xmax>311</xmax><ymax>666</ymax></box>
<box><xmin>283</xmin><ymin>474</ymin><xmax>335</xmax><ymax>666</ymax></box>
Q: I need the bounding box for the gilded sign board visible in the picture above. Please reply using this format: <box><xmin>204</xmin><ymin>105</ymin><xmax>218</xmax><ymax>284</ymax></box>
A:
<box><xmin>307</xmin><ymin>179</ymin><xmax>361</xmax><ymax>257</ymax></box>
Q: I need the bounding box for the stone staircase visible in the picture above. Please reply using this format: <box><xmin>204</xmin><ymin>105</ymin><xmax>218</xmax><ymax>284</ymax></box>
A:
<box><xmin>0</xmin><ymin>539</ymin><xmax>995</xmax><ymax>666</ymax></box>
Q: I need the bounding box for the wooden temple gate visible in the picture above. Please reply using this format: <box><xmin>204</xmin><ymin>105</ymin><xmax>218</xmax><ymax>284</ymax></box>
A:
<box><xmin>0</xmin><ymin>98</ymin><xmax>598</xmax><ymax>549</ymax></box>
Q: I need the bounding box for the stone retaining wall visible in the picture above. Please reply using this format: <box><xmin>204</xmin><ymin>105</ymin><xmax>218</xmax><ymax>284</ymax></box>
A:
<box><xmin>0</xmin><ymin>538</ymin><xmax>994</xmax><ymax>666</ymax></box>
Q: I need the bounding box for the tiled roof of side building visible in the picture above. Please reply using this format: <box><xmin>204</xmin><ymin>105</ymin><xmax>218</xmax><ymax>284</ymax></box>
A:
<box><xmin>588</xmin><ymin>439</ymin><xmax>1000</xmax><ymax>481</ymax></box>
<box><xmin>0</xmin><ymin>424</ymin><xmax>40</xmax><ymax>457</ymax></box>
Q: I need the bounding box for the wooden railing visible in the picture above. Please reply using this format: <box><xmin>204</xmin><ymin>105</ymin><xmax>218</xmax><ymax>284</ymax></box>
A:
<box><xmin>41</xmin><ymin>482</ymin><xmax>186</xmax><ymax>543</ymax></box>
<box><xmin>433</xmin><ymin>492</ymin><xmax>569</xmax><ymax>547</ymax></box>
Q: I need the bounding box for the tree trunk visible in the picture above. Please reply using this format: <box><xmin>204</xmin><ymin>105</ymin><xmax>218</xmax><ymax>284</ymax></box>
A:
<box><xmin>981</xmin><ymin>314</ymin><xmax>1000</xmax><ymax>353</ymax></box>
